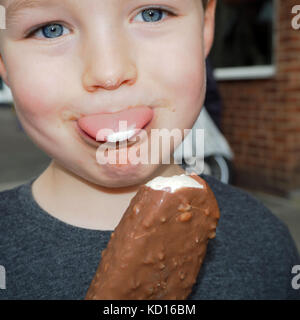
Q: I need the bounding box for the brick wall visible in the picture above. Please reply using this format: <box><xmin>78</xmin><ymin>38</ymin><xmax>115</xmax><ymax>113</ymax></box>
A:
<box><xmin>218</xmin><ymin>0</ymin><xmax>300</xmax><ymax>196</ymax></box>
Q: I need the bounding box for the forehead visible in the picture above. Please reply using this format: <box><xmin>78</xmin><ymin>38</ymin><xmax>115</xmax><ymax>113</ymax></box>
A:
<box><xmin>3</xmin><ymin>0</ymin><xmax>202</xmax><ymax>24</ymax></box>
<box><xmin>3</xmin><ymin>0</ymin><xmax>52</xmax><ymax>12</ymax></box>
<box><xmin>2</xmin><ymin>0</ymin><xmax>201</xmax><ymax>10</ymax></box>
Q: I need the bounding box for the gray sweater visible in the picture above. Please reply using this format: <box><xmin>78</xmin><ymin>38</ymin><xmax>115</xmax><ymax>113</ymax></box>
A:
<box><xmin>0</xmin><ymin>175</ymin><xmax>299</xmax><ymax>300</ymax></box>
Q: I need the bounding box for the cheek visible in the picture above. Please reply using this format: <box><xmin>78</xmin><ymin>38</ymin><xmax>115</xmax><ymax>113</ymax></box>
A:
<box><xmin>164</xmin><ymin>42</ymin><xmax>205</xmax><ymax>104</ymax></box>
<box><xmin>174</xmin><ymin>55</ymin><xmax>205</xmax><ymax>103</ymax></box>
<box><xmin>5</xmin><ymin>50</ymin><xmax>67</xmax><ymax>120</ymax></box>
<box><xmin>147</xmin><ymin>37</ymin><xmax>205</xmax><ymax>130</ymax></box>
<box><xmin>143</xmin><ymin>34</ymin><xmax>205</xmax><ymax>108</ymax></box>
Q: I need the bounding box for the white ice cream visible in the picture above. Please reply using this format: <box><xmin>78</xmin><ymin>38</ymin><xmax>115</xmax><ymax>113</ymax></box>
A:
<box><xmin>106</xmin><ymin>129</ymin><xmax>137</xmax><ymax>143</ymax></box>
<box><xmin>145</xmin><ymin>174</ymin><xmax>203</xmax><ymax>193</ymax></box>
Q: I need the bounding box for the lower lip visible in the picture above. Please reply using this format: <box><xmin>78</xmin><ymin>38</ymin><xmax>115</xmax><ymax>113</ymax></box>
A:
<box><xmin>74</xmin><ymin>119</ymin><xmax>152</xmax><ymax>148</ymax></box>
<box><xmin>74</xmin><ymin>121</ymin><xmax>103</xmax><ymax>147</ymax></box>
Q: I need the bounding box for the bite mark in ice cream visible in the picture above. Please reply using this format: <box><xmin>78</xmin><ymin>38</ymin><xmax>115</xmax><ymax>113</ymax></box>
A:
<box><xmin>145</xmin><ymin>174</ymin><xmax>204</xmax><ymax>192</ymax></box>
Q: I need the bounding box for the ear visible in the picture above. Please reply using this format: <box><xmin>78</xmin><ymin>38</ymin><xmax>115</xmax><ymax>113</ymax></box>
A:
<box><xmin>203</xmin><ymin>0</ymin><xmax>217</xmax><ymax>58</ymax></box>
<box><xmin>0</xmin><ymin>53</ymin><xmax>10</xmax><ymax>87</ymax></box>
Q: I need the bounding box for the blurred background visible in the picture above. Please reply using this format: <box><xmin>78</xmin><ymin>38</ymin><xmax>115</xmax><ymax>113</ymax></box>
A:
<box><xmin>0</xmin><ymin>0</ymin><xmax>299</xmax><ymax>251</ymax></box>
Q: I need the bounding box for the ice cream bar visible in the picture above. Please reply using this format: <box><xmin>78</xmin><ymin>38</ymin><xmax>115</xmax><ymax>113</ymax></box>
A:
<box><xmin>85</xmin><ymin>174</ymin><xmax>220</xmax><ymax>300</ymax></box>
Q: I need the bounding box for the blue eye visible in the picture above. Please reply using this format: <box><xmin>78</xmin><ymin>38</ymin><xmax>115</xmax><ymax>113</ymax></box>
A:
<box><xmin>42</xmin><ymin>24</ymin><xmax>64</xmax><ymax>38</ymax></box>
<box><xmin>134</xmin><ymin>7</ymin><xmax>173</xmax><ymax>23</ymax></box>
<box><xmin>142</xmin><ymin>9</ymin><xmax>164</xmax><ymax>22</ymax></box>
<box><xmin>29</xmin><ymin>23</ymin><xmax>70</xmax><ymax>39</ymax></box>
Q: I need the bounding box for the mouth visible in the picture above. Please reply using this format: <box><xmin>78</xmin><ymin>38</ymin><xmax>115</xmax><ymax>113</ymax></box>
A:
<box><xmin>73</xmin><ymin>114</ymin><xmax>153</xmax><ymax>149</ymax></box>
<box><xmin>71</xmin><ymin>105</ymin><xmax>154</xmax><ymax>149</ymax></box>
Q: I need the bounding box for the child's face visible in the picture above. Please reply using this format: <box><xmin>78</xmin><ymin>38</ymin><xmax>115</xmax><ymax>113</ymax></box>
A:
<box><xmin>0</xmin><ymin>0</ymin><xmax>216</xmax><ymax>187</ymax></box>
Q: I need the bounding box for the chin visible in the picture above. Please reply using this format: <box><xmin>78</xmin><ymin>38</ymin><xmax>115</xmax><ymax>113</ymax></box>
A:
<box><xmin>84</xmin><ymin>162</ymin><xmax>159</xmax><ymax>188</ymax></box>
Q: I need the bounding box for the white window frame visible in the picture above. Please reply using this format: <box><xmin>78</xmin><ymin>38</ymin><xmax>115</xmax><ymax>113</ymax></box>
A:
<box><xmin>213</xmin><ymin>0</ymin><xmax>277</xmax><ymax>81</ymax></box>
<box><xmin>214</xmin><ymin>65</ymin><xmax>276</xmax><ymax>81</ymax></box>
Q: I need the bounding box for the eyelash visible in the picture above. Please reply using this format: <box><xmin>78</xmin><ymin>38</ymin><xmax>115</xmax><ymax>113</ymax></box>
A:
<box><xmin>25</xmin><ymin>6</ymin><xmax>176</xmax><ymax>39</ymax></box>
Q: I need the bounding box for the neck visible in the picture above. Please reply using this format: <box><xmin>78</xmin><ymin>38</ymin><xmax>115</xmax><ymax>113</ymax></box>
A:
<box><xmin>32</xmin><ymin>160</ymin><xmax>186</xmax><ymax>231</ymax></box>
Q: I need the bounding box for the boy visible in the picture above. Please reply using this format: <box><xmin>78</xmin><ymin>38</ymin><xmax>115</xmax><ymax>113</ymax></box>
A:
<box><xmin>0</xmin><ymin>0</ymin><xmax>299</xmax><ymax>299</ymax></box>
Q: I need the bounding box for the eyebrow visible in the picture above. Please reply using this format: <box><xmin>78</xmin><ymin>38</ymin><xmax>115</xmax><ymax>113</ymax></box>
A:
<box><xmin>6</xmin><ymin>0</ymin><xmax>53</xmax><ymax>22</ymax></box>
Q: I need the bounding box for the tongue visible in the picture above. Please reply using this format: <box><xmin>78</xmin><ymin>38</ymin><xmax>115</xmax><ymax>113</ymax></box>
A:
<box><xmin>77</xmin><ymin>106</ymin><xmax>154</xmax><ymax>142</ymax></box>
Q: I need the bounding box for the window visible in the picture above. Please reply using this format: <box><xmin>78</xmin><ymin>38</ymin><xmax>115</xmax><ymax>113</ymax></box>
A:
<box><xmin>209</xmin><ymin>0</ymin><xmax>276</xmax><ymax>80</ymax></box>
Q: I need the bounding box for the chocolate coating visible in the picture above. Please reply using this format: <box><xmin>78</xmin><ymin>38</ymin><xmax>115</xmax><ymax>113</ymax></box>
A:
<box><xmin>85</xmin><ymin>175</ymin><xmax>220</xmax><ymax>300</ymax></box>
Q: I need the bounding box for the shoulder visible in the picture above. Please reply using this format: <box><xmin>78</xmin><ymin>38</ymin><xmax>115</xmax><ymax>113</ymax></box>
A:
<box><xmin>0</xmin><ymin>182</ymin><xmax>32</xmax><ymax>241</ymax></box>
<box><xmin>194</xmin><ymin>175</ymin><xmax>300</xmax><ymax>299</ymax></box>
<box><xmin>201</xmin><ymin>174</ymin><xmax>291</xmax><ymax>238</ymax></box>
<box><xmin>200</xmin><ymin>174</ymin><xmax>297</xmax><ymax>256</ymax></box>
<box><xmin>0</xmin><ymin>185</ymin><xmax>22</xmax><ymax>216</ymax></box>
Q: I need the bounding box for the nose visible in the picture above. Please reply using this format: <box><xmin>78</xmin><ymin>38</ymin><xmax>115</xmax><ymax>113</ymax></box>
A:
<box><xmin>81</xmin><ymin>31</ymin><xmax>137</xmax><ymax>92</ymax></box>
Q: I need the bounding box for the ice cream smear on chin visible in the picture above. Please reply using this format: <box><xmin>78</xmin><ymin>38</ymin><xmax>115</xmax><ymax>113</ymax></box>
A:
<box><xmin>145</xmin><ymin>174</ymin><xmax>204</xmax><ymax>193</ymax></box>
